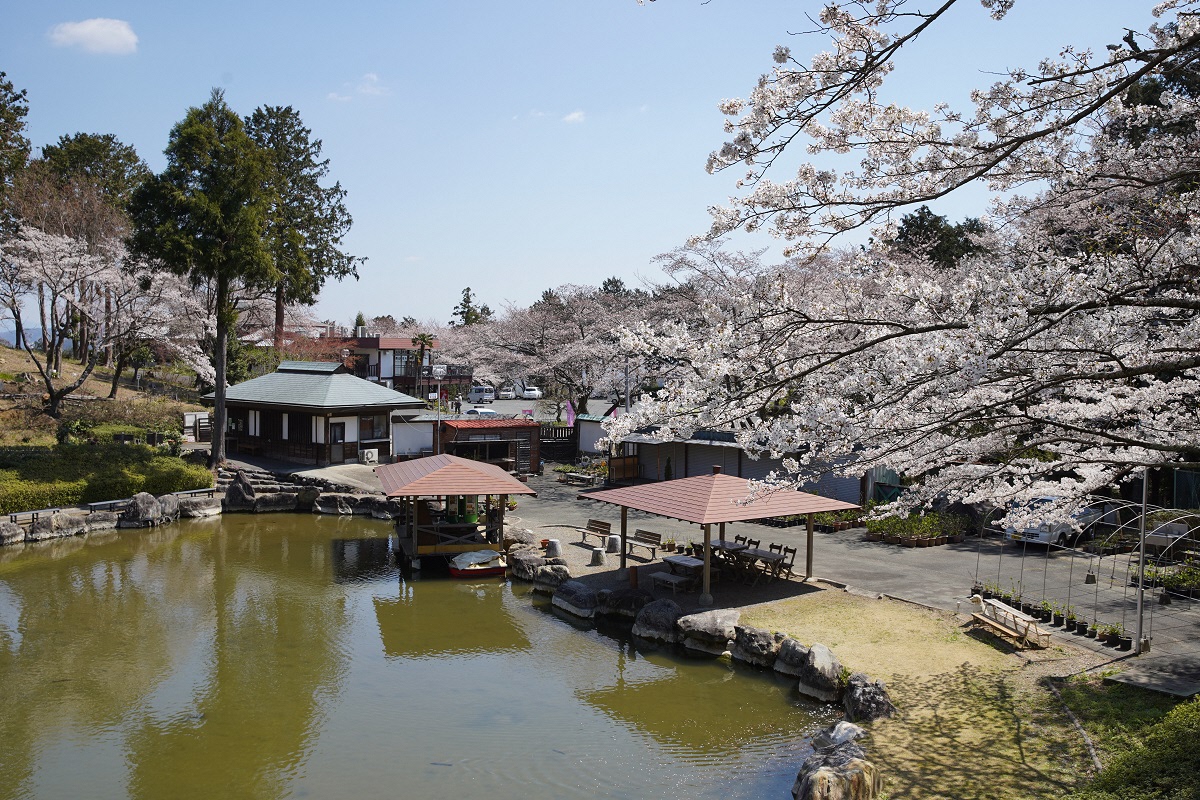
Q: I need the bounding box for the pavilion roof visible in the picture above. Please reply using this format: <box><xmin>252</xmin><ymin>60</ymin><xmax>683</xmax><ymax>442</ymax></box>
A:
<box><xmin>586</xmin><ymin>472</ymin><xmax>857</xmax><ymax>524</ymax></box>
<box><xmin>375</xmin><ymin>454</ymin><xmax>537</xmax><ymax>497</ymax></box>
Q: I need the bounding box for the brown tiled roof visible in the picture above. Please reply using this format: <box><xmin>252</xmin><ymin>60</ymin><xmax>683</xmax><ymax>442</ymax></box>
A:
<box><xmin>586</xmin><ymin>473</ymin><xmax>858</xmax><ymax>524</ymax></box>
<box><xmin>375</xmin><ymin>454</ymin><xmax>537</xmax><ymax>497</ymax></box>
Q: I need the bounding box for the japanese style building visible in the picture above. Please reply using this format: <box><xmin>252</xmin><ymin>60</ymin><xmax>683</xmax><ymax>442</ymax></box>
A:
<box><xmin>211</xmin><ymin>361</ymin><xmax>425</xmax><ymax>465</ymax></box>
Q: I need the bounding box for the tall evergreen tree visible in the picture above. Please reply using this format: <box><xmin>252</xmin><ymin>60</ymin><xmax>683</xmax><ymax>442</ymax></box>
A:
<box><xmin>244</xmin><ymin>105</ymin><xmax>360</xmax><ymax>349</ymax></box>
<box><xmin>129</xmin><ymin>89</ymin><xmax>277</xmax><ymax>467</ymax></box>
<box><xmin>39</xmin><ymin>132</ymin><xmax>150</xmax><ymax>212</ymax></box>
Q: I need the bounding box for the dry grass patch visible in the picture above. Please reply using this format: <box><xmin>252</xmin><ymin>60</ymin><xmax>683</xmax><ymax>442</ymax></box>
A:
<box><xmin>741</xmin><ymin>587</ymin><xmax>1111</xmax><ymax>800</ymax></box>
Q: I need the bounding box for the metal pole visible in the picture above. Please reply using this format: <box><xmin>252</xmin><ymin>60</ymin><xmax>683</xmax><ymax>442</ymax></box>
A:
<box><xmin>1136</xmin><ymin>466</ymin><xmax>1148</xmax><ymax>653</ymax></box>
<box><xmin>806</xmin><ymin>513</ymin><xmax>815</xmax><ymax>579</ymax></box>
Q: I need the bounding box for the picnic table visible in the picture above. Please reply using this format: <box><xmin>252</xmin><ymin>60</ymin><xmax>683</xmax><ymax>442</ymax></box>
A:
<box><xmin>653</xmin><ymin>554</ymin><xmax>705</xmax><ymax>594</ymax></box>
<box><xmin>563</xmin><ymin>472</ymin><xmax>599</xmax><ymax>486</ymax></box>
<box><xmin>970</xmin><ymin>597</ymin><xmax>1051</xmax><ymax>648</ymax></box>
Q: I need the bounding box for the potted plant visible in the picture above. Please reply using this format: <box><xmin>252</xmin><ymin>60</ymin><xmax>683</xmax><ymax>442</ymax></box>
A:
<box><xmin>1051</xmin><ymin>602</ymin><xmax>1065</xmax><ymax>627</ymax></box>
<box><xmin>1039</xmin><ymin>600</ymin><xmax>1054</xmax><ymax>622</ymax></box>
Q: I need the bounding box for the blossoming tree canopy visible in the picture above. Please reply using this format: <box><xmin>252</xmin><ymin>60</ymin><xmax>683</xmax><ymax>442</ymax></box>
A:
<box><xmin>606</xmin><ymin>1</ymin><xmax>1200</xmax><ymax>527</ymax></box>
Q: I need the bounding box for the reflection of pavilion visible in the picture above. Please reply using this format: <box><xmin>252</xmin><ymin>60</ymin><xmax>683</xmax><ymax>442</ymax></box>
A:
<box><xmin>331</xmin><ymin>537</ymin><xmax>394</xmax><ymax>583</ymax></box>
<box><xmin>373</xmin><ymin>583</ymin><xmax>531</xmax><ymax>658</ymax></box>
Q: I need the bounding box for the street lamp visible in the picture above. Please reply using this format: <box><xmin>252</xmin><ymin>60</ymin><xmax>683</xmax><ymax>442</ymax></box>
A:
<box><xmin>432</xmin><ymin>364</ymin><xmax>447</xmax><ymax>455</ymax></box>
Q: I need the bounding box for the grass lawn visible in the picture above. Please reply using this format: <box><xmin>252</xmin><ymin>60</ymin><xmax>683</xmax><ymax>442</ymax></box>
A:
<box><xmin>740</xmin><ymin>588</ymin><xmax>1182</xmax><ymax>800</ymax></box>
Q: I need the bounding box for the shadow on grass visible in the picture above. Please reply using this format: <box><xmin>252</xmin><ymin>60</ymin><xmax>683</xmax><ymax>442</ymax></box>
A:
<box><xmin>869</xmin><ymin>649</ymin><xmax>1095</xmax><ymax>799</ymax></box>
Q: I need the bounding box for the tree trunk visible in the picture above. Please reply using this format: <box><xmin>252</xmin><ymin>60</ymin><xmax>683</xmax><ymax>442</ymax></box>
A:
<box><xmin>209</xmin><ymin>275</ymin><xmax>230</xmax><ymax>469</ymax></box>
<box><xmin>274</xmin><ymin>284</ymin><xmax>285</xmax><ymax>350</ymax></box>
<box><xmin>108</xmin><ymin>349</ymin><xmax>127</xmax><ymax>399</ymax></box>
<box><xmin>37</xmin><ymin>283</ymin><xmax>48</xmax><ymax>354</ymax></box>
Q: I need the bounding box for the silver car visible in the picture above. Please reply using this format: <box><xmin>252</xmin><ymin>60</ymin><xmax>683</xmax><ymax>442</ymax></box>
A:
<box><xmin>1003</xmin><ymin>498</ymin><xmax>1121</xmax><ymax>547</ymax></box>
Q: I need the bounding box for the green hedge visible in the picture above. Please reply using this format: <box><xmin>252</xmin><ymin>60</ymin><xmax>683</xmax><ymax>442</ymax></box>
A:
<box><xmin>0</xmin><ymin>444</ymin><xmax>212</xmax><ymax>514</ymax></box>
<box><xmin>865</xmin><ymin>511</ymin><xmax>971</xmax><ymax>539</ymax></box>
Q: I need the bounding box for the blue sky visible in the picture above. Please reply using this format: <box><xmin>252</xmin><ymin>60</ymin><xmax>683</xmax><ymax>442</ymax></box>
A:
<box><xmin>3</xmin><ymin>1</ymin><xmax>1158</xmax><ymax>327</ymax></box>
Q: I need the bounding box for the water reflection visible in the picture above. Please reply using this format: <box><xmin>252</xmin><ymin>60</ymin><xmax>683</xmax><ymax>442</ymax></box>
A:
<box><xmin>0</xmin><ymin>517</ymin><xmax>823</xmax><ymax>800</ymax></box>
<box><xmin>331</xmin><ymin>537</ymin><xmax>395</xmax><ymax>584</ymax></box>
<box><xmin>374</xmin><ymin>580</ymin><xmax>530</xmax><ymax>659</ymax></box>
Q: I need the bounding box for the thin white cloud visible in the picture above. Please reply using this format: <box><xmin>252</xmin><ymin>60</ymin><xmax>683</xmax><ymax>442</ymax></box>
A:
<box><xmin>328</xmin><ymin>73</ymin><xmax>389</xmax><ymax>102</ymax></box>
<box><xmin>357</xmin><ymin>73</ymin><xmax>387</xmax><ymax>96</ymax></box>
<box><xmin>562</xmin><ymin>110</ymin><xmax>586</xmax><ymax>124</ymax></box>
<box><xmin>49</xmin><ymin>18</ymin><xmax>138</xmax><ymax>55</ymax></box>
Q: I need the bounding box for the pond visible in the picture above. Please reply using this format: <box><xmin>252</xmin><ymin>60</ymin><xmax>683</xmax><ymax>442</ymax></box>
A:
<box><xmin>0</xmin><ymin>515</ymin><xmax>831</xmax><ymax>799</ymax></box>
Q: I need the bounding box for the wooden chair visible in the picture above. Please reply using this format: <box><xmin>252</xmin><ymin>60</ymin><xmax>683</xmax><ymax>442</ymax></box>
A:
<box><xmin>769</xmin><ymin>542</ymin><xmax>783</xmax><ymax>553</ymax></box>
<box><xmin>746</xmin><ymin>538</ymin><xmax>761</xmax><ymax>550</ymax></box>
<box><xmin>778</xmin><ymin>546</ymin><xmax>797</xmax><ymax>580</ymax></box>
<box><xmin>734</xmin><ymin>535</ymin><xmax>748</xmax><ymax>545</ymax></box>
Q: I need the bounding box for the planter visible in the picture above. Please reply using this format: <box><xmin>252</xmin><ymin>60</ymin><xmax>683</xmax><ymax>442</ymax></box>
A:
<box><xmin>900</xmin><ymin>538</ymin><xmax>918</xmax><ymax>548</ymax></box>
<box><xmin>1040</xmin><ymin>609</ymin><xmax>1053</xmax><ymax>623</ymax></box>
<box><xmin>981</xmin><ymin>590</ymin><xmax>994</xmax><ymax>600</ymax></box>
<box><xmin>884</xmin><ymin>534</ymin><xmax>902</xmax><ymax>545</ymax></box>
<box><xmin>1021</xmin><ymin>602</ymin><xmax>1036</xmax><ymax>615</ymax></box>
<box><xmin>864</xmin><ymin>531</ymin><xmax>883</xmax><ymax>542</ymax></box>
<box><xmin>540</xmin><ymin>539</ymin><xmax>550</xmax><ymax>549</ymax></box>
<box><xmin>1052</xmin><ymin>613</ymin><xmax>1065</xmax><ymax>627</ymax></box>
<box><xmin>1086</xmin><ymin>626</ymin><xmax>1097</xmax><ymax>639</ymax></box>
<box><xmin>1117</xmin><ymin>635</ymin><xmax>1134</xmax><ymax>651</ymax></box>
<box><xmin>948</xmin><ymin>534</ymin><xmax>966</xmax><ymax>544</ymax></box>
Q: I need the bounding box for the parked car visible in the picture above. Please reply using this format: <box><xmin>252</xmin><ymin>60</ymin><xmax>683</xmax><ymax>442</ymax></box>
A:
<box><xmin>465</xmin><ymin>407</ymin><xmax>497</xmax><ymax>417</ymax></box>
<box><xmin>1003</xmin><ymin>498</ymin><xmax>1121</xmax><ymax>547</ymax></box>
<box><xmin>520</xmin><ymin>386</ymin><xmax>543</xmax><ymax>399</ymax></box>
<box><xmin>497</xmin><ymin>386</ymin><xmax>516</xmax><ymax>400</ymax></box>
<box><xmin>467</xmin><ymin>385</ymin><xmax>495</xmax><ymax>404</ymax></box>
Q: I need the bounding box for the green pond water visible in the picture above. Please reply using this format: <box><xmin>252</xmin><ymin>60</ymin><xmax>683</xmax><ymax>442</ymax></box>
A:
<box><xmin>0</xmin><ymin>514</ymin><xmax>831</xmax><ymax>799</ymax></box>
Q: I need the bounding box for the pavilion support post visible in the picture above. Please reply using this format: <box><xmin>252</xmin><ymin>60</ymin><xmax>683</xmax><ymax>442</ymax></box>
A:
<box><xmin>719</xmin><ymin>522</ymin><xmax>726</xmax><ymax>543</ymax></box>
<box><xmin>806</xmin><ymin>513</ymin><xmax>815</xmax><ymax>579</ymax></box>
<box><xmin>620</xmin><ymin>507</ymin><xmax>628</xmax><ymax>572</ymax></box>
<box><xmin>700</xmin><ymin>523</ymin><xmax>713</xmax><ymax>606</ymax></box>
<box><xmin>497</xmin><ymin>495</ymin><xmax>505</xmax><ymax>545</ymax></box>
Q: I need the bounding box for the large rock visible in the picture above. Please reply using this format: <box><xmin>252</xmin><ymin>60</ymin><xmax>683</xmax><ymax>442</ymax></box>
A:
<box><xmin>632</xmin><ymin>598</ymin><xmax>684</xmax><ymax>644</ymax></box>
<box><xmin>775</xmin><ymin>637</ymin><xmax>810</xmax><ymax>678</ymax></box>
<box><xmin>223</xmin><ymin>472</ymin><xmax>257</xmax><ymax>511</ymax></box>
<box><xmin>28</xmin><ymin>511</ymin><xmax>88</xmax><ymax>541</ymax></box>
<box><xmin>678</xmin><ymin>609</ymin><xmax>740</xmax><ymax>656</ymax></box>
<box><xmin>732</xmin><ymin>624</ymin><xmax>782</xmax><ymax>668</ymax></box>
<box><xmin>503</xmin><ymin>527</ymin><xmax>538</xmax><ymax>551</ymax></box>
<box><xmin>792</xmin><ymin>742</ymin><xmax>883</xmax><ymax>800</ymax></box>
<box><xmin>843</xmin><ymin>673</ymin><xmax>896</xmax><ymax>723</ymax></box>
<box><xmin>596</xmin><ymin>587</ymin><xmax>654</xmax><ymax>620</ymax></box>
<box><xmin>796</xmin><ymin>642</ymin><xmax>844</xmax><ymax>702</ymax></box>
<box><xmin>313</xmin><ymin>492</ymin><xmax>356</xmax><ymax>516</ymax></box>
<box><xmin>179</xmin><ymin>496</ymin><xmax>223</xmax><ymax>518</ymax></box>
<box><xmin>354</xmin><ymin>495</ymin><xmax>394</xmax><ymax>518</ymax></box>
<box><xmin>120</xmin><ymin>492</ymin><xmax>163</xmax><ymax>528</ymax></box>
<box><xmin>552</xmin><ymin>580</ymin><xmax>599</xmax><ymax>619</ymax></box>
<box><xmin>156</xmin><ymin>494</ymin><xmax>180</xmax><ymax>521</ymax></box>
<box><xmin>812</xmin><ymin>721</ymin><xmax>866</xmax><ymax>751</ymax></box>
<box><xmin>508</xmin><ymin>550</ymin><xmax>547</xmax><ymax>582</ymax></box>
<box><xmin>532</xmin><ymin>564</ymin><xmax>571</xmax><ymax>594</ymax></box>
<box><xmin>254</xmin><ymin>492</ymin><xmax>299</xmax><ymax>513</ymax></box>
<box><xmin>84</xmin><ymin>511</ymin><xmax>120</xmax><ymax>532</ymax></box>
<box><xmin>0</xmin><ymin>521</ymin><xmax>23</xmax><ymax>546</ymax></box>
<box><xmin>296</xmin><ymin>486</ymin><xmax>321</xmax><ymax>508</ymax></box>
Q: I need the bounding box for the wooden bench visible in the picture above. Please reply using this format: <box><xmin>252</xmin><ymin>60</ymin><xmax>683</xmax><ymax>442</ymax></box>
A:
<box><xmin>970</xmin><ymin>597</ymin><xmax>1051</xmax><ymax>648</ymax></box>
<box><xmin>626</xmin><ymin>529</ymin><xmax>662</xmax><ymax>559</ymax></box>
<box><xmin>564</xmin><ymin>472</ymin><xmax>598</xmax><ymax>486</ymax></box>
<box><xmin>651</xmin><ymin>571</ymin><xmax>693</xmax><ymax>595</ymax></box>
<box><xmin>579</xmin><ymin>519</ymin><xmax>612</xmax><ymax>546</ymax></box>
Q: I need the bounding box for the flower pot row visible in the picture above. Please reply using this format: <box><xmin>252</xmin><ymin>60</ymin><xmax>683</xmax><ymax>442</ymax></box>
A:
<box><xmin>869</xmin><ymin>533</ymin><xmax>967</xmax><ymax>546</ymax></box>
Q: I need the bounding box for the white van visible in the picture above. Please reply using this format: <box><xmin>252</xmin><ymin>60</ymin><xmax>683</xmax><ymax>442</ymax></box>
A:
<box><xmin>467</xmin><ymin>385</ymin><xmax>495</xmax><ymax>404</ymax></box>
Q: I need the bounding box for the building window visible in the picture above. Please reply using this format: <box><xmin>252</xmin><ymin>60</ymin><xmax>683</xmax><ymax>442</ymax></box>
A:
<box><xmin>359</xmin><ymin>413</ymin><xmax>387</xmax><ymax>441</ymax></box>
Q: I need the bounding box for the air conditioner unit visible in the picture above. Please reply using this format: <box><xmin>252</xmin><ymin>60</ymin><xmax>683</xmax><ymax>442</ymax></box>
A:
<box><xmin>359</xmin><ymin>448</ymin><xmax>379</xmax><ymax>465</ymax></box>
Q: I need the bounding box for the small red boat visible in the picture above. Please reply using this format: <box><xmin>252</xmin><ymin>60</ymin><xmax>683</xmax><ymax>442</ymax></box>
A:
<box><xmin>449</xmin><ymin>550</ymin><xmax>506</xmax><ymax>578</ymax></box>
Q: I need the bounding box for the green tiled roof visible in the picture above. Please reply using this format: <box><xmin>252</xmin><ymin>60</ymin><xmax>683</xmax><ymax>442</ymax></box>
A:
<box><xmin>208</xmin><ymin>368</ymin><xmax>422</xmax><ymax>411</ymax></box>
<box><xmin>277</xmin><ymin>360</ymin><xmax>346</xmax><ymax>374</ymax></box>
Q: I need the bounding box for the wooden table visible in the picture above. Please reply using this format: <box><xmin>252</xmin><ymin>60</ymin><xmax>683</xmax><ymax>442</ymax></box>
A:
<box><xmin>664</xmin><ymin>554</ymin><xmax>704</xmax><ymax>575</ymax></box>
<box><xmin>654</xmin><ymin>556</ymin><xmax>703</xmax><ymax>595</ymax></box>
<box><xmin>741</xmin><ymin>548</ymin><xmax>786</xmax><ymax>585</ymax></box>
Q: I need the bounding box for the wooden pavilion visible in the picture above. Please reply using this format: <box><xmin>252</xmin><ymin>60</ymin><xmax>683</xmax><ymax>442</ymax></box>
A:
<box><xmin>586</xmin><ymin>466</ymin><xmax>858</xmax><ymax>605</ymax></box>
<box><xmin>375</xmin><ymin>454</ymin><xmax>536</xmax><ymax>575</ymax></box>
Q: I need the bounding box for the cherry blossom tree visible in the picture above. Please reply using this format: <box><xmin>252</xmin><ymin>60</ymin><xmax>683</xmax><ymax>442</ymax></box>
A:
<box><xmin>454</xmin><ymin>283</ymin><xmax>648</xmax><ymax>415</ymax></box>
<box><xmin>609</xmin><ymin>1</ymin><xmax>1200</xmax><ymax>526</ymax></box>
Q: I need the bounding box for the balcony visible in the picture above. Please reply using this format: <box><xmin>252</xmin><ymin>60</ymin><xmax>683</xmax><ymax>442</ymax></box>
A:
<box><xmin>354</xmin><ymin>363</ymin><xmax>381</xmax><ymax>380</ymax></box>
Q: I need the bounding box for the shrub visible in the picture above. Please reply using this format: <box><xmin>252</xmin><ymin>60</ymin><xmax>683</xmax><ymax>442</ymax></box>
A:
<box><xmin>0</xmin><ymin>443</ymin><xmax>212</xmax><ymax>514</ymax></box>
<box><xmin>1068</xmin><ymin>697</ymin><xmax>1200</xmax><ymax>800</ymax></box>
